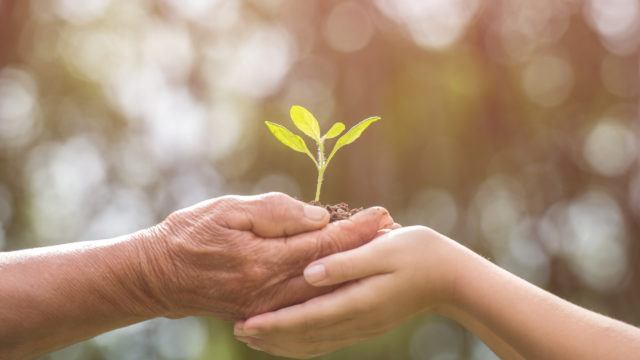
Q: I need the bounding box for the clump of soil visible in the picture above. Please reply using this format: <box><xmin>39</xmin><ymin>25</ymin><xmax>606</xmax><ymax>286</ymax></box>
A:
<box><xmin>309</xmin><ymin>201</ymin><xmax>362</xmax><ymax>222</ymax></box>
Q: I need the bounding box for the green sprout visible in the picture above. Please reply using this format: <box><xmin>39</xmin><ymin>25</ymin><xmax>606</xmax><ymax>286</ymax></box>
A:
<box><xmin>265</xmin><ymin>105</ymin><xmax>380</xmax><ymax>202</ymax></box>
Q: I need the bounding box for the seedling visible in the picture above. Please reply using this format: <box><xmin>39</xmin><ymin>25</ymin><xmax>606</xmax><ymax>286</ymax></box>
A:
<box><xmin>265</xmin><ymin>105</ymin><xmax>380</xmax><ymax>202</ymax></box>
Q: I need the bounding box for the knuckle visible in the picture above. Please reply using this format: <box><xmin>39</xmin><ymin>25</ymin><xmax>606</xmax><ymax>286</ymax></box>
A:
<box><xmin>262</xmin><ymin>191</ymin><xmax>291</xmax><ymax>204</ymax></box>
<box><xmin>242</xmin><ymin>263</ymin><xmax>270</xmax><ymax>286</ymax></box>
<box><xmin>317</xmin><ymin>225</ymin><xmax>352</xmax><ymax>256</ymax></box>
<box><xmin>330</xmin><ymin>257</ymin><xmax>352</xmax><ymax>281</ymax></box>
<box><xmin>316</xmin><ymin>234</ymin><xmax>338</xmax><ymax>258</ymax></box>
<box><xmin>242</xmin><ymin>266</ymin><xmax>261</xmax><ymax>283</ymax></box>
<box><xmin>370</xmin><ymin>206</ymin><xmax>392</xmax><ymax>225</ymax></box>
<box><xmin>201</xmin><ymin>196</ymin><xmax>242</xmax><ymax>214</ymax></box>
<box><xmin>213</xmin><ymin>196</ymin><xmax>242</xmax><ymax>213</ymax></box>
<box><xmin>165</xmin><ymin>195</ymin><xmax>245</xmax><ymax>227</ymax></box>
<box><xmin>370</xmin><ymin>206</ymin><xmax>390</xmax><ymax>218</ymax></box>
<box><xmin>182</xmin><ymin>196</ymin><xmax>242</xmax><ymax>226</ymax></box>
<box><xmin>408</xmin><ymin>225</ymin><xmax>433</xmax><ymax>236</ymax></box>
<box><xmin>248</xmin><ymin>192</ymin><xmax>293</xmax><ymax>217</ymax></box>
<box><xmin>398</xmin><ymin>226</ymin><xmax>438</xmax><ymax>248</ymax></box>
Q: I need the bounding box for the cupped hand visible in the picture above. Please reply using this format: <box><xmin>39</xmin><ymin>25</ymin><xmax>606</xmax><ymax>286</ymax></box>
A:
<box><xmin>138</xmin><ymin>192</ymin><xmax>394</xmax><ymax>320</ymax></box>
<box><xmin>234</xmin><ymin>226</ymin><xmax>466</xmax><ymax>358</ymax></box>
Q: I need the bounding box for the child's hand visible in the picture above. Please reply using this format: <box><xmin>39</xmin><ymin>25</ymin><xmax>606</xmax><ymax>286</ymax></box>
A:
<box><xmin>234</xmin><ymin>226</ymin><xmax>467</xmax><ymax>359</ymax></box>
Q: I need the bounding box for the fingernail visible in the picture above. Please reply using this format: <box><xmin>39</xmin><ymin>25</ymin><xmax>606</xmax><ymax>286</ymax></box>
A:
<box><xmin>236</xmin><ymin>335</ymin><xmax>260</xmax><ymax>342</ymax></box>
<box><xmin>247</xmin><ymin>343</ymin><xmax>263</xmax><ymax>351</ymax></box>
<box><xmin>304</xmin><ymin>264</ymin><xmax>326</xmax><ymax>284</ymax></box>
<box><xmin>373</xmin><ymin>207</ymin><xmax>393</xmax><ymax>229</ymax></box>
<box><xmin>304</xmin><ymin>205</ymin><xmax>328</xmax><ymax>221</ymax></box>
<box><xmin>244</xmin><ymin>328</ymin><xmax>258</xmax><ymax>336</ymax></box>
<box><xmin>235</xmin><ymin>326</ymin><xmax>258</xmax><ymax>337</ymax></box>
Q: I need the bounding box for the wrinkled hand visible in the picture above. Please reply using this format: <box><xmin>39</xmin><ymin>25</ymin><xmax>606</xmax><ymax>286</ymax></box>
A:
<box><xmin>138</xmin><ymin>192</ymin><xmax>394</xmax><ymax>321</ymax></box>
<box><xmin>234</xmin><ymin>226</ymin><xmax>464</xmax><ymax>358</ymax></box>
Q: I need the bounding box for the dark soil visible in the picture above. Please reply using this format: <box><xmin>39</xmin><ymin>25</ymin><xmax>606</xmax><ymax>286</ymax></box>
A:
<box><xmin>309</xmin><ymin>201</ymin><xmax>362</xmax><ymax>222</ymax></box>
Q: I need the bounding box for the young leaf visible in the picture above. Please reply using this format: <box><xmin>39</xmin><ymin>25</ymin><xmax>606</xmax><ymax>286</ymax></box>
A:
<box><xmin>265</xmin><ymin>121</ymin><xmax>316</xmax><ymax>164</ymax></box>
<box><xmin>324</xmin><ymin>122</ymin><xmax>345</xmax><ymax>139</ymax></box>
<box><xmin>326</xmin><ymin>116</ymin><xmax>380</xmax><ymax>164</ymax></box>
<box><xmin>290</xmin><ymin>105</ymin><xmax>321</xmax><ymax>141</ymax></box>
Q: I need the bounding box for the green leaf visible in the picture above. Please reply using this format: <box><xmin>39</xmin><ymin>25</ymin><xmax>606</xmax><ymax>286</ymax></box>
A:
<box><xmin>265</xmin><ymin>121</ymin><xmax>317</xmax><ymax>165</ymax></box>
<box><xmin>324</xmin><ymin>122</ymin><xmax>345</xmax><ymax>139</ymax></box>
<box><xmin>326</xmin><ymin>116</ymin><xmax>380</xmax><ymax>165</ymax></box>
<box><xmin>290</xmin><ymin>105</ymin><xmax>321</xmax><ymax>141</ymax></box>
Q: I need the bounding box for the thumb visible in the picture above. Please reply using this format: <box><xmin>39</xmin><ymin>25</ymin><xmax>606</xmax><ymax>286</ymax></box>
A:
<box><xmin>222</xmin><ymin>192</ymin><xmax>330</xmax><ymax>238</ymax></box>
<box><xmin>303</xmin><ymin>235</ymin><xmax>392</xmax><ymax>286</ymax></box>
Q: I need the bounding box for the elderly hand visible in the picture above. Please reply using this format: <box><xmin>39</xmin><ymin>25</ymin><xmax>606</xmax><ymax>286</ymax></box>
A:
<box><xmin>0</xmin><ymin>192</ymin><xmax>393</xmax><ymax>359</ymax></box>
<box><xmin>140</xmin><ymin>192</ymin><xmax>394</xmax><ymax>320</ymax></box>
<box><xmin>233</xmin><ymin>226</ymin><xmax>463</xmax><ymax>358</ymax></box>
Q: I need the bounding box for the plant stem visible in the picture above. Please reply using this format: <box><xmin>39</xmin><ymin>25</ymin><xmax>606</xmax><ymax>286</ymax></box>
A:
<box><xmin>315</xmin><ymin>140</ymin><xmax>326</xmax><ymax>202</ymax></box>
<box><xmin>315</xmin><ymin>168</ymin><xmax>324</xmax><ymax>202</ymax></box>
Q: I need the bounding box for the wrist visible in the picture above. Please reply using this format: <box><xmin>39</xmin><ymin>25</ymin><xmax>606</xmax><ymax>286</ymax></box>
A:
<box><xmin>435</xmin><ymin>243</ymin><xmax>492</xmax><ymax>319</ymax></box>
<box><xmin>120</xmin><ymin>224</ymin><xmax>176</xmax><ymax>318</ymax></box>
<box><xmin>409</xmin><ymin>227</ymin><xmax>478</xmax><ymax>315</ymax></box>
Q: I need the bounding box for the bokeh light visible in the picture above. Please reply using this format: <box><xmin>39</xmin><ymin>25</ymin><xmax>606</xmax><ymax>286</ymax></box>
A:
<box><xmin>324</xmin><ymin>1</ymin><xmax>374</xmax><ymax>53</ymax></box>
<box><xmin>521</xmin><ymin>53</ymin><xmax>574</xmax><ymax>107</ymax></box>
<box><xmin>0</xmin><ymin>67</ymin><xmax>40</xmax><ymax>149</ymax></box>
<box><xmin>1</xmin><ymin>0</ymin><xmax>639</xmax><ymax>359</ymax></box>
<box><xmin>583</xmin><ymin>120</ymin><xmax>637</xmax><ymax>177</ymax></box>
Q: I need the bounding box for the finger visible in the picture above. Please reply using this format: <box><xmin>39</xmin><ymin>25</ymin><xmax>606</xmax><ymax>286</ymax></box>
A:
<box><xmin>238</xmin><ymin>298</ymin><xmax>401</xmax><ymax>342</ymax></box>
<box><xmin>235</xmin><ymin>335</ymin><xmax>259</xmax><ymax>343</ymax></box>
<box><xmin>220</xmin><ymin>192</ymin><xmax>330</xmax><ymax>238</ymax></box>
<box><xmin>303</xmin><ymin>234</ymin><xmax>393</xmax><ymax>286</ymax></box>
<box><xmin>242</xmin><ymin>275</ymin><xmax>337</xmax><ymax>318</ymax></box>
<box><xmin>241</xmin><ymin>336</ymin><xmax>356</xmax><ymax>359</ymax></box>
<box><xmin>239</xmin><ymin>275</ymin><xmax>388</xmax><ymax>335</ymax></box>
<box><xmin>283</xmin><ymin>206</ymin><xmax>394</xmax><ymax>266</ymax></box>
<box><xmin>375</xmin><ymin>222</ymin><xmax>402</xmax><ymax>237</ymax></box>
<box><xmin>238</xmin><ymin>313</ymin><xmax>391</xmax><ymax>345</ymax></box>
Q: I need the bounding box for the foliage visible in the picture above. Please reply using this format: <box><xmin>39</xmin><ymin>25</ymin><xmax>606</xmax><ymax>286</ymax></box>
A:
<box><xmin>265</xmin><ymin>105</ymin><xmax>380</xmax><ymax>202</ymax></box>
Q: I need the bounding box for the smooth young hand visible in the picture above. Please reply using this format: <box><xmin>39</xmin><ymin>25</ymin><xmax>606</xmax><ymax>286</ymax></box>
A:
<box><xmin>235</xmin><ymin>225</ymin><xmax>640</xmax><ymax>360</ymax></box>
<box><xmin>234</xmin><ymin>226</ymin><xmax>464</xmax><ymax>358</ymax></box>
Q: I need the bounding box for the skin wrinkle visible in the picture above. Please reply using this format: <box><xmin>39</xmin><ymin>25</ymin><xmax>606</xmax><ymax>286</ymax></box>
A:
<box><xmin>109</xmin><ymin>239</ymin><xmax>171</xmax><ymax>317</ymax></box>
<box><xmin>151</xmin><ymin>223</ymin><xmax>210</xmax><ymax>315</ymax></box>
<box><xmin>160</xmin><ymin>195</ymin><xmax>391</xmax><ymax>320</ymax></box>
<box><xmin>1</xmin><ymin>239</ymin><xmax>153</xmax><ymax>357</ymax></box>
<box><xmin>316</xmin><ymin>216</ymin><xmax>376</xmax><ymax>260</ymax></box>
<box><xmin>128</xmin><ymin>229</ymin><xmax>176</xmax><ymax>316</ymax></box>
<box><xmin>64</xmin><ymin>245</ymin><xmax>130</xmax><ymax>316</ymax></box>
<box><xmin>0</xmin><ymin>193</ymin><xmax>394</xmax><ymax>358</ymax></box>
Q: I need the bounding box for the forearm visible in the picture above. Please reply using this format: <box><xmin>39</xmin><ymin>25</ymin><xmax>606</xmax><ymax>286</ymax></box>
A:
<box><xmin>429</xmin><ymin>241</ymin><xmax>524</xmax><ymax>359</ymax></box>
<box><xmin>0</xmin><ymin>230</ymin><xmax>163</xmax><ymax>359</ymax></box>
<box><xmin>437</xmin><ymin>304</ymin><xmax>524</xmax><ymax>359</ymax></box>
<box><xmin>449</xmin><ymin>249</ymin><xmax>640</xmax><ymax>359</ymax></box>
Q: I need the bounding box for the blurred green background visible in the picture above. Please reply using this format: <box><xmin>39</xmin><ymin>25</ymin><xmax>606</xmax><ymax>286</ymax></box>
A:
<box><xmin>1</xmin><ymin>0</ymin><xmax>639</xmax><ymax>359</ymax></box>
